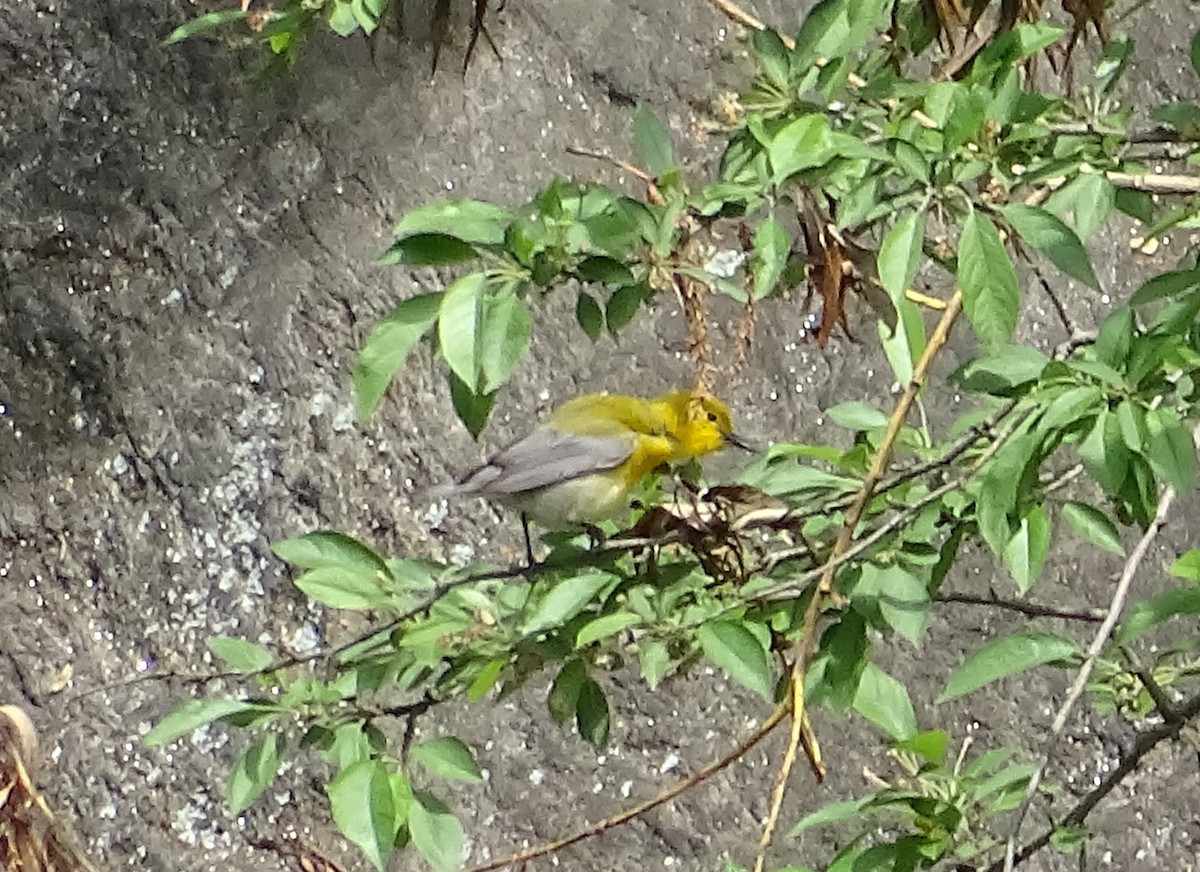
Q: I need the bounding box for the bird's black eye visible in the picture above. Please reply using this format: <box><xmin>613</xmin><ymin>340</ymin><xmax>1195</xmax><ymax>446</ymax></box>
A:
<box><xmin>707</xmin><ymin>411</ymin><xmax>718</xmax><ymax>422</ymax></box>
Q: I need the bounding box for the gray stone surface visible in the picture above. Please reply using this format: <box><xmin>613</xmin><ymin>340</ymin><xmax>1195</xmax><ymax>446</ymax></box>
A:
<box><xmin>1</xmin><ymin>2</ymin><xmax>1198</xmax><ymax>871</ymax></box>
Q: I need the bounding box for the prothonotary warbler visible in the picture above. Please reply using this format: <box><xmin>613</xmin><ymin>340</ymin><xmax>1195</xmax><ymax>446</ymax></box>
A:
<box><xmin>445</xmin><ymin>389</ymin><xmax>750</xmax><ymax>537</ymax></box>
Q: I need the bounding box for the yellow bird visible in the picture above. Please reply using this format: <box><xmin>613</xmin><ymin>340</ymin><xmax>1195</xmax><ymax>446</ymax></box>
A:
<box><xmin>447</xmin><ymin>389</ymin><xmax>749</xmax><ymax>544</ymax></box>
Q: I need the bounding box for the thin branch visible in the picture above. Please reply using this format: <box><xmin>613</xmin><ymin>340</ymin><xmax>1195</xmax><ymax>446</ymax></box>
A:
<box><xmin>461</xmin><ymin>703</ymin><xmax>788</xmax><ymax>872</ymax></box>
<box><xmin>703</xmin><ymin>0</ymin><xmax>792</xmax><ymax>46</ymax></box>
<box><xmin>1044</xmin><ymin>122</ymin><xmax>1192</xmax><ymax>144</ymax></box>
<box><xmin>753</xmin><ymin>290</ymin><xmax>965</xmax><ymax>872</ymax></box>
<box><xmin>1118</xmin><ymin>645</ymin><xmax>1182</xmax><ymax>724</ymax></box>
<box><xmin>936</xmin><ymin>591</ymin><xmax>1105</xmax><ymax>623</ymax></box>
<box><xmin>1106</xmin><ymin>170</ymin><xmax>1200</xmax><ymax>195</ymax></box>
<box><xmin>999</xmin><ymin>466</ymin><xmax>1184</xmax><ymax>872</ymax></box>
<box><xmin>754</xmin><ymin>404</ymin><xmax>1036</xmax><ymax>602</ymax></box>
<box><xmin>1029</xmin><ymin>262</ymin><xmax>1079</xmax><ymax>338</ymax></box>
<box><xmin>982</xmin><ymin>687</ymin><xmax>1200</xmax><ymax>872</ymax></box>
<box><xmin>566</xmin><ymin>145</ymin><xmax>655</xmax><ymax>184</ymax></box>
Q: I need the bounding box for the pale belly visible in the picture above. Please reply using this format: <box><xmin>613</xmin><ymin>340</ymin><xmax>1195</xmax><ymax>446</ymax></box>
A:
<box><xmin>509</xmin><ymin>474</ymin><xmax>630</xmax><ymax>527</ymax></box>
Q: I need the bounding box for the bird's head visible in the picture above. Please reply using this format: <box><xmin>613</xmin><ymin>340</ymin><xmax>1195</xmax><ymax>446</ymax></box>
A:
<box><xmin>659</xmin><ymin>390</ymin><xmax>751</xmax><ymax>458</ymax></box>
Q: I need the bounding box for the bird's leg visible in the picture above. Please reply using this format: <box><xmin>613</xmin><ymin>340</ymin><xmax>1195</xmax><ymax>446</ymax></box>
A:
<box><xmin>582</xmin><ymin>523</ymin><xmax>607</xmax><ymax>550</ymax></box>
<box><xmin>521</xmin><ymin>513</ymin><xmax>535</xmax><ymax>568</ymax></box>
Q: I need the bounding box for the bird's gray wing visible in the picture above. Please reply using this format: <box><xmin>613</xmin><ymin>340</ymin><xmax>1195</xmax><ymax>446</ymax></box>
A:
<box><xmin>456</xmin><ymin>426</ymin><xmax>636</xmax><ymax>496</ymax></box>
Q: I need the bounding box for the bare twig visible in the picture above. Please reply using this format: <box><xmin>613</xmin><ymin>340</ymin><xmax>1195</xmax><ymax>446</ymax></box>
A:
<box><xmin>999</xmin><ymin>462</ymin><xmax>1185</xmax><ymax>872</ymax></box>
<box><xmin>703</xmin><ymin>0</ymin><xmax>791</xmax><ymax>46</ymax></box>
<box><xmin>1106</xmin><ymin>171</ymin><xmax>1200</xmax><ymax>194</ymax></box>
<box><xmin>753</xmin><ymin>290</ymin><xmax>965</xmax><ymax>872</ymax></box>
<box><xmin>566</xmin><ymin>145</ymin><xmax>655</xmax><ymax>184</ymax></box>
<box><xmin>461</xmin><ymin>703</ymin><xmax>788</xmax><ymax>872</ymax></box>
<box><xmin>1119</xmin><ymin>646</ymin><xmax>1182</xmax><ymax>724</ymax></box>
<box><xmin>1029</xmin><ymin>262</ymin><xmax>1079</xmax><ymax>338</ymax></box>
<box><xmin>982</xmin><ymin>687</ymin><xmax>1200</xmax><ymax>872</ymax></box>
<box><xmin>936</xmin><ymin>591</ymin><xmax>1104</xmax><ymax>623</ymax></box>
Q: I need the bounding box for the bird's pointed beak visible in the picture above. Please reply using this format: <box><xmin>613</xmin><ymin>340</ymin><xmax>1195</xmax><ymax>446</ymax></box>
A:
<box><xmin>727</xmin><ymin>432</ymin><xmax>759</xmax><ymax>452</ymax></box>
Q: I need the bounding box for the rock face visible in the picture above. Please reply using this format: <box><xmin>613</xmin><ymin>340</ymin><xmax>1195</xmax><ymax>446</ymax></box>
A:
<box><xmin>2</xmin><ymin>2</ymin><xmax>1199</xmax><ymax>870</ymax></box>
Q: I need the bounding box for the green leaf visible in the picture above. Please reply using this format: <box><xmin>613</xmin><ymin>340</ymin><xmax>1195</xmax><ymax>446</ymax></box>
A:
<box><xmin>890</xmin><ymin>140</ymin><xmax>930</xmax><ymax>184</ymax></box>
<box><xmin>605</xmin><ymin>284</ymin><xmax>644</xmax><ymax>334</ymax></box>
<box><xmin>576</xmin><ymin>677</ymin><xmax>611</xmax><ymax>748</ymax></box>
<box><xmin>792</xmin><ymin>0</ymin><xmax>888</xmax><ymax>65</ymax></box>
<box><xmin>826</xmin><ymin>401</ymin><xmax>889</xmax><ymax>432</ymax></box>
<box><xmin>1151</xmin><ymin>102</ymin><xmax>1200</xmax><ymax>137</ymax></box>
<box><xmin>411</xmin><ymin>737</ymin><xmax>483</xmax><ymax>783</ymax></box>
<box><xmin>394</xmin><ymin>200</ymin><xmax>512</xmax><ymax>246</ymax></box>
<box><xmin>547</xmin><ymin>659</ymin><xmax>587</xmax><ymax>724</ymax></box>
<box><xmin>325</xmin><ymin>723</ymin><xmax>370</xmax><ymax>771</ymax></box>
<box><xmin>1041</xmin><ymin>385</ymin><xmax>1103</xmax><ymax>430</ymax></box>
<box><xmin>1116</xmin><ymin>585</ymin><xmax>1200</xmax><ymax>644</ymax></box>
<box><xmin>639</xmin><ymin>640</ymin><xmax>671</xmax><ymax>690</ymax></box>
<box><xmin>273</xmin><ymin>531</ymin><xmax>387</xmax><ymax>573</ymax></box>
<box><xmin>1169</xmin><ymin>549</ymin><xmax>1200</xmax><ymax>581</ymax></box>
<box><xmin>768</xmin><ymin>114</ymin><xmax>834</xmax><ymax>184</ymax></box>
<box><xmin>1192</xmin><ymin>26</ymin><xmax>1200</xmax><ymax>77</ymax></box>
<box><xmin>328</xmin><ymin>1</ymin><xmax>361</xmax><ymax>36</ymax></box>
<box><xmin>880</xmin><ymin>298</ymin><xmax>926</xmax><ymax>386</ymax></box>
<box><xmin>377</xmin><ymin>233</ymin><xmax>478</xmax><ymax>266</ymax></box>
<box><xmin>409</xmin><ymin>791</ymin><xmax>465</xmax><ymax>872</ymax></box>
<box><xmin>1129</xmin><ymin>268</ymin><xmax>1200</xmax><ymax>305</ymax></box>
<box><xmin>751</xmin><ymin>217</ymin><xmax>790</xmax><ymax>300</ymax></box>
<box><xmin>1079</xmin><ymin>410</ymin><xmax>1130</xmax><ymax>495</ymax></box>
<box><xmin>698</xmin><ymin>620</ymin><xmax>773</xmax><ymax>699</ymax></box>
<box><xmin>973</xmin><ymin>23</ymin><xmax>1065</xmax><ymax>73</ymax></box>
<box><xmin>1050</xmin><ymin>824</ymin><xmax>1090</xmax><ymax>854</ymax></box>
<box><xmin>853</xmin><ymin>663</ymin><xmax>918</xmax><ymax>740</ymax></box>
<box><xmin>809</xmin><ymin>612</ymin><xmax>868</xmax><ymax>711</ymax></box>
<box><xmin>295</xmin><ymin>566</ymin><xmax>388</xmax><ymax>610</ymax></box>
<box><xmin>228</xmin><ymin>734</ymin><xmax>284</xmax><ymax>814</ymax></box>
<box><xmin>328</xmin><ymin>761</ymin><xmax>399</xmax><ymax>871</ymax></box>
<box><xmin>162</xmin><ymin>10</ymin><xmax>246</xmax><ymax>45</ymax></box>
<box><xmin>958</xmin><ymin>212</ymin><xmax>1019</xmax><ymax>348</ymax></box>
<box><xmin>1046</xmin><ymin>173</ymin><xmax>1115</xmax><ymax>241</ymax></box>
<box><xmin>895</xmin><ymin>730</ymin><xmax>949</xmax><ymax>765</ymax></box>
<box><xmin>954</xmin><ymin>345</ymin><xmax>1048</xmax><ymax>394</ymax></box>
<box><xmin>1095</xmin><ymin>306</ymin><xmax>1134</xmax><ymax>368</ymax></box>
<box><xmin>633</xmin><ymin>105</ymin><xmax>674</xmax><ymax>176</ymax></box>
<box><xmin>478</xmin><ymin>287</ymin><xmax>532</xmax><ymax>393</ymax></box>
<box><xmin>877</xmin><ymin>211</ymin><xmax>925</xmax><ymax>303</ymax></box>
<box><xmin>1116</xmin><ymin>400</ymin><xmax>1145</xmax><ymax>453</ymax></box>
<box><xmin>976</xmin><ymin>432</ymin><xmax>1036</xmax><ymax>557</ymax></box>
<box><xmin>353</xmin><ymin>291</ymin><xmax>442</xmax><ymax>421</ymax></box>
<box><xmin>1003</xmin><ymin>504</ymin><xmax>1050</xmax><ymax>592</ymax></box>
<box><xmin>576</xmin><ymin>612</ymin><xmax>641</xmax><ymax>648</ymax></box>
<box><xmin>207</xmin><ymin>637</ymin><xmax>275</xmax><ymax>673</ymax></box>
<box><xmin>576</xmin><ymin>255</ymin><xmax>635</xmax><ymax>285</ymax></box>
<box><xmin>1061</xmin><ymin>502</ymin><xmax>1124</xmax><ymax>556</ymax></box>
<box><xmin>575</xmin><ymin>291</ymin><xmax>604</xmax><ymax>341</ymax></box>
<box><xmin>438</xmin><ymin>273</ymin><xmax>487</xmax><ymax>391</ymax></box>
<box><xmin>1000</xmin><ymin>204</ymin><xmax>1099</xmax><ymax>289</ymax></box>
<box><xmin>145</xmin><ymin>699</ymin><xmax>264</xmax><ymax>747</ymax></box>
<box><xmin>448</xmin><ymin>370</ymin><xmax>495</xmax><ymax>439</ymax></box>
<box><xmin>350</xmin><ymin>0</ymin><xmax>380</xmax><ymax>33</ymax></box>
<box><xmin>467</xmin><ymin>658</ymin><xmax>506</xmax><ymax>703</ymax></box>
<box><xmin>1145</xmin><ymin>407</ymin><xmax>1197</xmax><ymax>493</ymax></box>
<box><xmin>523</xmin><ymin>571</ymin><xmax>614</xmax><ymax>635</ymax></box>
<box><xmin>752</xmin><ymin>28</ymin><xmax>792</xmax><ymax>88</ymax></box>
<box><xmin>1094</xmin><ymin>36</ymin><xmax>1133</xmax><ymax>94</ymax></box>
<box><xmin>941</xmin><ymin>87</ymin><xmax>988</xmax><ymax>150</ymax></box>
<box><xmin>939</xmin><ymin>632</ymin><xmax>1079</xmax><ymax>702</ymax></box>
<box><xmin>789</xmin><ymin>797</ymin><xmax>871</xmax><ymax>836</ymax></box>
<box><xmin>854</xmin><ymin>565</ymin><xmax>929</xmax><ymax>646</ymax></box>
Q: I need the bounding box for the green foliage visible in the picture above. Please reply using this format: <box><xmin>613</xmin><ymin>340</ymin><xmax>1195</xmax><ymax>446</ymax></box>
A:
<box><xmin>939</xmin><ymin>632</ymin><xmax>1080</xmax><ymax>702</ymax></box>
<box><xmin>163</xmin><ymin>0</ymin><xmax>392</xmax><ymax>71</ymax></box>
<box><xmin>150</xmin><ymin>5</ymin><xmax>1200</xmax><ymax>872</ymax></box>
